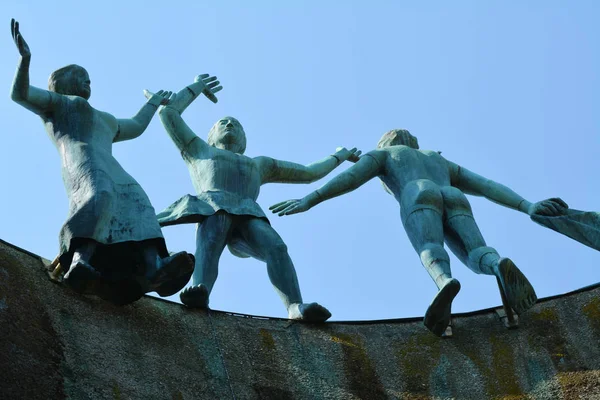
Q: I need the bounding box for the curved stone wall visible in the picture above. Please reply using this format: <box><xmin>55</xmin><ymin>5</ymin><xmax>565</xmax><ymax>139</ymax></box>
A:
<box><xmin>1</xmin><ymin>238</ymin><xmax>599</xmax><ymax>399</ymax></box>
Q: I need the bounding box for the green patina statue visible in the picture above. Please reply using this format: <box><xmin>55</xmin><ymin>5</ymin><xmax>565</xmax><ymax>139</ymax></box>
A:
<box><xmin>9</xmin><ymin>19</ymin><xmax>194</xmax><ymax>305</ymax></box>
<box><xmin>271</xmin><ymin>129</ymin><xmax>569</xmax><ymax>335</ymax></box>
<box><xmin>155</xmin><ymin>75</ymin><xmax>360</xmax><ymax>322</ymax></box>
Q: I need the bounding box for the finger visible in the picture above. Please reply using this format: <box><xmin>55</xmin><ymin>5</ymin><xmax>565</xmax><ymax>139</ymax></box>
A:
<box><xmin>273</xmin><ymin>202</ymin><xmax>298</xmax><ymax>213</ymax></box>
<box><xmin>348</xmin><ymin>147</ymin><xmax>357</xmax><ymax>154</ymax></box>
<box><xmin>278</xmin><ymin>206</ymin><xmax>296</xmax><ymax>216</ymax></box>
<box><xmin>269</xmin><ymin>202</ymin><xmax>285</xmax><ymax>211</ymax></box>
<box><xmin>15</xmin><ymin>20</ymin><xmax>19</xmax><ymax>36</ymax></box>
<box><xmin>270</xmin><ymin>201</ymin><xmax>295</xmax><ymax>213</ymax></box>
<box><xmin>354</xmin><ymin>150</ymin><xmax>362</xmax><ymax>157</ymax></box>
<box><xmin>546</xmin><ymin>202</ymin><xmax>560</xmax><ymax>215</ymax></box>
<box><xmin>550</xmin><ymin>197</ymin><xmax>569</xmax><ymax>209</ymax></box>
<box><xmin>162</xmin><ymin>90</ymin><xmax>172</xmax><ymax>97</ymax></box>
<box><xmin>269</xmin><ymin>200</ymin><xmax>292</xmax><ymax>210</ymax></box>
<box><xmin>212</xmin><ymin>86</ymin><xmax>223</xmax><ymax>94</ymax></box>
<box><xmin>204</xmin><ymin>91</ymin><xmax>219</xmax><ymax>103</ymax></box>
<box><xmin>143</xmin><ymin>89</ymin><xmax>153</xmax><ymax>99</ymax></box>
<box><xmin>207</xmin><ymin>81</ymin><xmax>220</xmax><ymax>88</ymax></box>
<box><xmin>540</xmin><ymin>205</ymin><xmax>554</xmax><ymax>215</ymax></box>
<box><xmin>198</xmin><ymin>73</ymin><xmax>209</xmax><ymax>79</ymax></box>
<box><xmin>281</xmin><ymin>206</ymin><xmax>301</xmax><ymax>216</ymax></box>
<box><xmin>11</xmin><ymin>18</ymin><xmax>15</xmax><ymax>40</ymax></box>
<box><xmin>204</xmin><ymin>76</ymin><xmax>218</xmax><ymax>83</ymax></box>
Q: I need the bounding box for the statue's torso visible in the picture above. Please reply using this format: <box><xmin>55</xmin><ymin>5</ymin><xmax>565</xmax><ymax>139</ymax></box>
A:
<box><xmin>42</xmin><ymin>96</ymin><xmax>125</xmax><ymax>181</ymax></box>
<box><xmin>380</xmin><ymin>146</ymin><xmax>452</xmax><ymax>201</ymax></box>
<box><xmin>185</xmin><ymin>144</ymin><xmax>262</xmax><ymax>201</ymax></box>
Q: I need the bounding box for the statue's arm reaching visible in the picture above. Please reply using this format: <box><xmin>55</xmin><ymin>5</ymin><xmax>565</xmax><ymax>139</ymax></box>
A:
<box><xmin>448</xmin><ymin>161</ymin><xmax>568</xmax><ymax>216</ymax></box>
<box><xmin>155</xmin><ymin>74</ymin><xmax>222</xmax><ymax>154</ymax></box>
<box><xmin>270</xmin><ymin>150</ymin><xmax>385</xmax><ymax>216</ymax></box>
<box><xmin>114</xmin><ymin>90</ymin><xmax>172</xmax><ymax>142</ymax></box>
<box><xmin>10</xmin><ymin>19</ymin><xmax>57</xmax><ymax>116</ymax></box>
<box><xmin>166</xmin><ymin>74</ymin><xmax>222</xmax><ymax>114</ymax></box>
<box><xmin>256</xmin><ymin>147</ymin><xmax>362</xmax><ymax>185</ymax></box>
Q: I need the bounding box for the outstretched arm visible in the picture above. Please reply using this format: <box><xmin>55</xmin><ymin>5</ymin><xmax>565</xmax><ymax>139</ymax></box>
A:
<box><xmin>157</xmin><ymin>100</ymin><xmax>206</xmax><ymax>154</ymax></box>
<box><xmin>270</xmin><ymin>150</ymin><xmax>385</xmax><ymax>216</ymax></box>
<box><xmin>257</xmin><ymin>147</ymin><xmax>362</xmax><ymax>185</ymax></box>
<box><xmin>449</xmin><ymin>161</ymin><xmax>568</xmax><ymax>216</ymax></box>
<box><xmin>114</xmin><ymin>90</ymin><xmax>172</xmax><ymax>142</ymax></box>
<box><xmin>10</xmin><ymin>19</ymin><xmax>56</xmax><ymax>116</ymax></box>
<box><xmin>166</xmin><ymin>74</ymin><xmax>222</xmax><ymax>114</ymax></box>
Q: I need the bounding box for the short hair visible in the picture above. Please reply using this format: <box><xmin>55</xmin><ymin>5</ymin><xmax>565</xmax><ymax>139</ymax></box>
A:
<box><xmin>377</xmin><ymin>129</ymin><xmax>419</xmax><ymax>149</ymax></box>
<box><xmin>48</xmin><ymin>64</ymin><xmax>87</xmax><ymax>95</ymax></box>
<box><xmin>208</xmin><ymin>116</ymin><xmax>247</xmax><ymax>154</ymax></box>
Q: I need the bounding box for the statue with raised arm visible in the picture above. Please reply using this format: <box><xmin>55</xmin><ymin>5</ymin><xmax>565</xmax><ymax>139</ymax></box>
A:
<box><xmin>271</xmin><ymin>129</ymin><xmax>568</xmax><ymax>335</ymax></box>
<box><xmin>156</xmin><ymin>75</ymin><xmax>360</xmax><ymax>322</ymax></box>
<box><xmin>9</xmin><ymin>19</ymin><xmax>193</xmax><ymax>305</ymax></box>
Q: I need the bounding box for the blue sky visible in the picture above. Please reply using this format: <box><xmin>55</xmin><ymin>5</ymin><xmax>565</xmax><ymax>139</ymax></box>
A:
<box><xmin>1</xmin><ymin>1</ymin><xmax>599</xmax><ymax>320</ymax></box>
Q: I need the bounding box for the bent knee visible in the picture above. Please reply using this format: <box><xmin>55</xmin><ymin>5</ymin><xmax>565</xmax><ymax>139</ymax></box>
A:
<box><xmin>264</xmin><ymin>241</ymin><xmax>289</xmax><ymax>261</ymax></box>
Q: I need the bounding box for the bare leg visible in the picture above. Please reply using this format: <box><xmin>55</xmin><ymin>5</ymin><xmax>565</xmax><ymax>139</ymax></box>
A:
<box><xmin>235</xmin><ymin>217</ymin><xmax>331</xmax><ymax>322</ymax></box>
<box><xmin>401</xmin><ymin>180</ymin><xmax>460</xmax><ymax>336</ymax></box>
<box><xmin>180</xmin><ymin>213</ymin><xmax>233</xmax><ymax>308</ymax></box>
<box><xmin>441</xmin><ymin>186</ymin><xmax>537</xmax><ymax>313</ymax></box>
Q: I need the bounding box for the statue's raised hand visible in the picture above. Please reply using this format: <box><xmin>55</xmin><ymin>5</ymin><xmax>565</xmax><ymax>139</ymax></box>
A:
<box><xmin>334</xmin><ymin>147</ymin><xmax>362</xmax><ymax>163</ymax></box>
<box><xmin>270</xmin><ymin>198</ymin><xmax>313</xmax><ymax>217</ymax></box>
<box><xmin>194</xmin><ymin>74</ymin><xmax>223</xmax><ymax>103</ymax></box>
<box><xmin>11</xmin><ymin>19</ymin><xmax>31</xmax><ymax>58</ymax></box>
<box><xmin>143</xmin><ymin>89</ymin><xmax>173</xmax><ymax>106</ymax></box>
<box><xmin>528</xmin><ymin>197</ymin><xmax>568</xmax><ymax>216</ymax></box>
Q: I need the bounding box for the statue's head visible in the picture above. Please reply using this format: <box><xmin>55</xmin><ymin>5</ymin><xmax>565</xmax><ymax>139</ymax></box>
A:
<box><xmin>48</xmin><ymin>64</ymin><xmax>91</xmax><ymax>100</ymax></box>
<box><xmin>377</xmin><ymin>129</ymin><xmax>419</xmax><ymax>149</ymax></box>
<box><xmin>208</xmin><ymin>116</ymin><xmax>247</xmax><ymax>154</ymax></box>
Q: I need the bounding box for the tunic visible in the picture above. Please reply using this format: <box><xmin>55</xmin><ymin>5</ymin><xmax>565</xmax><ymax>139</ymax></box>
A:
<box><xmin>157</xmin><ymin>138</ymin><xmax>269</xmax><ymax>258</ymax></box>
<box><xmin>44</xmin><ymin>95</ymin><xmax>165</xmax><ymax>263</ymax></box>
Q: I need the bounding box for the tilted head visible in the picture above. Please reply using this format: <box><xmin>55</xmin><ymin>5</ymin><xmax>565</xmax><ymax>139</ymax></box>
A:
<box><xmin>48</xmin><ymin>64</ymin><xmax>91</xmax><ymax>100</ymax></box>
<box><xmin>208</xmin><ymin>116</ymin><xmax>247</xmax><ymax>154</ymax></box>
<box><xmin>377</xmin><ymin>129</ymin><xmax>419</xmax><ymax>149</ymax></box>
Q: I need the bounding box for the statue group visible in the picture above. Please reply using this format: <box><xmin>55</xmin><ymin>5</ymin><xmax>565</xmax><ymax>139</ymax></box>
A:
<box><xmin>10</xmin><ymin>19</ymin><xmax>599</xmax><ymax>336</ymax></box>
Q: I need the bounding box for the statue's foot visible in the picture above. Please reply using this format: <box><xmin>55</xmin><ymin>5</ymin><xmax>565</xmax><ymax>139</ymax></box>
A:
<box><xmin>63</xmin><ymin>260</ymin><xmax>101</xmax><ymax>294</ymax></box>
<box><xmin>494</xmin><ymin>258</ymin><xmax>537</xmax><ymax>314</ymax></box>
<box><xmin>288</xmin><ymin>302</ymin><xmax>332</xmax><ymax>322</ymax></box>
<box><xmin>180</xmin><ymin>284</ymin><xmax>210</xmax><ymax>308</ymax></box>
<box><xmin>150</xmin><ymin>252</ymin><xmax>195</xmax><ymax>297</ymax></box>
<box><xmin>424</xmin><ymin>278</ymin><xmax>461</xmax><ymax>337</ymax></box>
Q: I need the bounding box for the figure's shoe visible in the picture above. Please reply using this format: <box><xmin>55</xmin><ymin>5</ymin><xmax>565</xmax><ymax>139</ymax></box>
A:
<box><xmin>150</xmin><ymin>252</ymin><xmax>195</xmax><ymax>297</ymax></box>
<box><xmin>180</xmin><ymin>284</ymin><xmax>210</xmax><ymax>309</ymax></box>
<box><xmin>288</xmin><ymin>302</ymin><xmax>332</xmax><ymax>322</ymax></box>
<box><xmin>494</xmin><ymin>258</ymin><xmax>537</xmax><ymax>314</ymax></box>
<box><xmin>424</xmin><ymin>278</ymin><xmax>461</xmax><ymax>336</ymax></box>
<box><xmin>63</xmin><ymin>260</ymin><xmax>101</xmax><ymax>294</ymax></box>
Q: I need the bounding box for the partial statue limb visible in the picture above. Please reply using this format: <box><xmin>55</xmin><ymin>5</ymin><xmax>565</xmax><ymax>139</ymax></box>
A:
<box><xmin>272</xmin><ymin>129</ymin><xmax>569</xmax><ymax>336</ymax></box>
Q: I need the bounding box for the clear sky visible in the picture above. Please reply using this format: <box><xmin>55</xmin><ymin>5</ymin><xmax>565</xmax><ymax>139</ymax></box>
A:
<box><xmin>2</xmin><ymin>1</ymin><xmax>599</xmax><ymax>321</ymax></box>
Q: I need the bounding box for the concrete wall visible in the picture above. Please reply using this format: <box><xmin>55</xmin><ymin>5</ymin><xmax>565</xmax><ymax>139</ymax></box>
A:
<box><xmin>1</xmin><ymin>238</ymin><xmax>599</xmax><ymax>400</ymax></box>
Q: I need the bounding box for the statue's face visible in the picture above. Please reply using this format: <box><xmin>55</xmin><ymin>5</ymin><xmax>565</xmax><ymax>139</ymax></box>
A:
<box><xmin>211</xmin><ymin>117</ymin><xmax>245</xmax><ymax>152</ymax></box>
<box><xmin>75</xmin><ymin>69</ymin><xmax>91</xmax><ymax>100</ymax></box>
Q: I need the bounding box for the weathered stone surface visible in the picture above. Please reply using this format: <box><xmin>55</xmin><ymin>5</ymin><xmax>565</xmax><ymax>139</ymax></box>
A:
<box><xmin>1</xmin><ymin>238</ymin><xmax>599</xmax><ymax>399</ymax></box>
